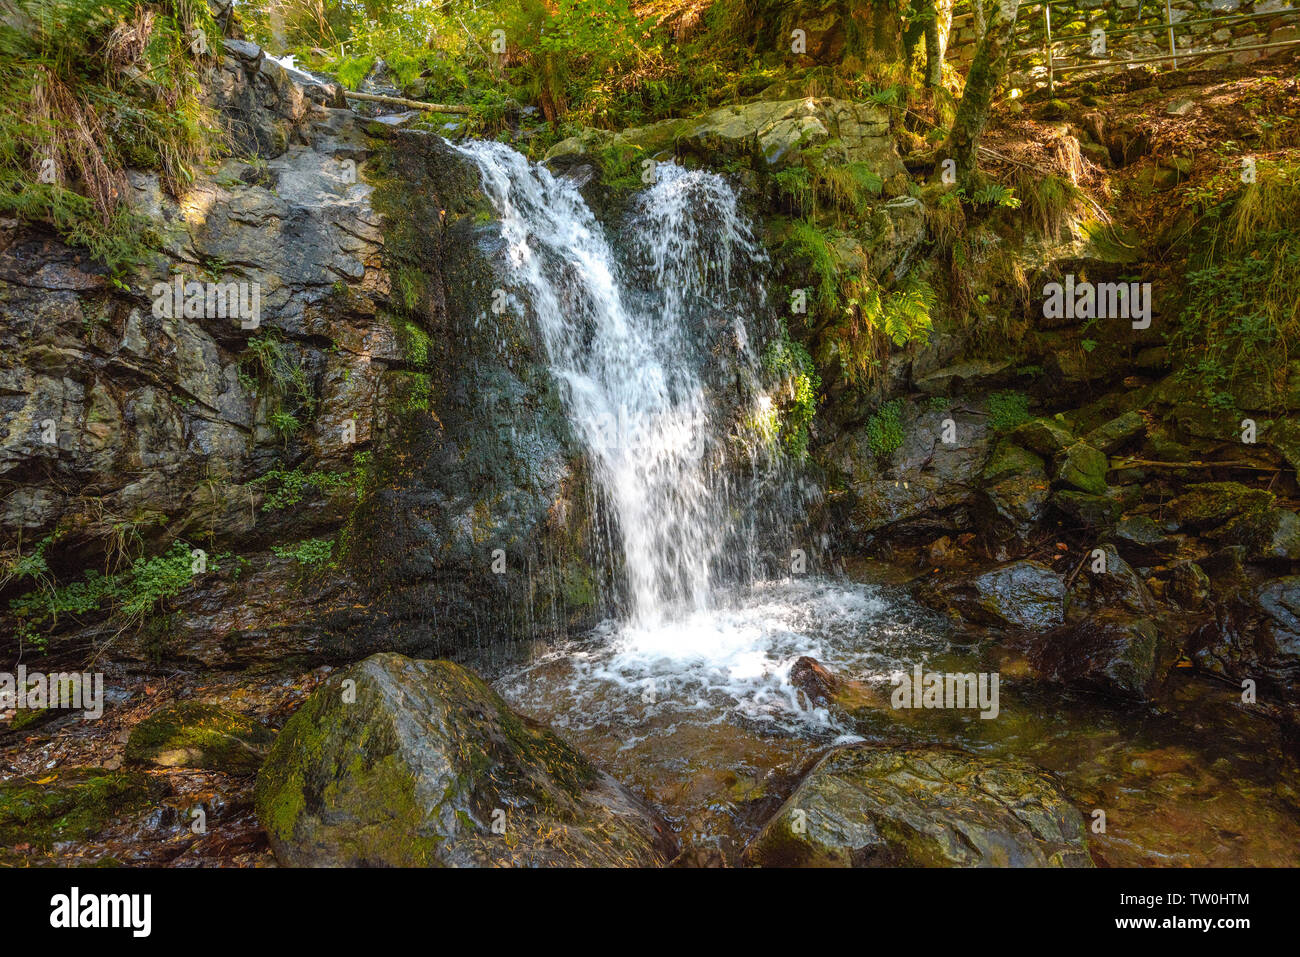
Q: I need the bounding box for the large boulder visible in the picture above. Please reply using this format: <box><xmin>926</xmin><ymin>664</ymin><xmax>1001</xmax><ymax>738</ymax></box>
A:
<box><xmin>917</xmin><ymin>560</ymin><xmax>1066</xmax><ymax>632</ymax></box>
<box><xmin>254</xmin><ymin>653</ymin><xmax>677</xmax><ymax>867</ymax></box>
<box><xmin>1025</xmin><ymin>610</ymin><xmax>1166</xmax><ymax>700</ymax></box>
<box><xmin>676</xmin><ymin>97</ymin><xmax>904</xmax><ymax>175</ymax></box>
<box><xmin>975</xmin><ymin>439</ymin><xmax>1049</xmax><ymax>542</ymax></box>
<box><xmin>743</xmin><ymin>746</ymin><xmax>1092</xmax><ymax>867</ymax></box>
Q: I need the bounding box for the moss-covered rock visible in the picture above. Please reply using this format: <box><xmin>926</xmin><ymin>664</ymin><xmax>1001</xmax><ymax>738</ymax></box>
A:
<box><xmin>1169</xmin><ymin>482</ymin><xmax>1275</xmax><ymax>532</ymax></box>
<box><xmin>1011</xmin><ymin>416</ymin><xmax>1076</xmax><ymax>457</ymax></box>
<box><xmin>125</xmin><ymin>702</ymin><xmax>274</xmax><ymax>774</ymax></box>
<box><xmin>977</xmin><ymin>440</ymin><xmax>1049</xmax><ymax>541</ymax></box>
<box><xmin>1053</xmin><ymin>489</ymin><xmax>1124</xmax><ymax>529</ymax></box>
<box><xmin>1207</xmin><ymin>507</ymin><xmax>1300</xmax><ymax>562</ymax></box>
<box><xmin>254</xmin><ymin>653</ymin><xmax>676</xmax><ymax>867</ymax></box>
<box><xmin>1052</xmin><ymin>441</ymin><xmax>1108</xmax><ymax>496</ymax></box>
<box><xmin>1083</xmin><ymin>410</ymin><xmax>1146</xmax><ymax>454</ymax></box>
<box><xmin>0</xmin><ymin>768</ymin><xmax>164</xmax><ymax>850</ymax></box>
<box><xmin>743</xmin><ymin>746</ymin><xmax>1092</xmax><ymax>867</ymax></box>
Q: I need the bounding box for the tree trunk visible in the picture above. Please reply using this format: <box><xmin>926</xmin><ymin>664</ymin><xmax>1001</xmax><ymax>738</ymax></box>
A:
<box><xmin>941</xmin><ymin>0</ymin><xmax>1020</xmax><ymax>183</ymax></box>
<box><xmin>923</xmin><ymin>11</ymin><xmax>942</xmax><ymax>86</ymax></box>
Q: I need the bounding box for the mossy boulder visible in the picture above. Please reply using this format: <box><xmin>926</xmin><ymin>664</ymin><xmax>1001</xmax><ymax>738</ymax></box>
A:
<box><xmin>743</xmin><ymin>746</ymin><xmax>1091</xmax><ymax>867</ymax></box>
<box><xmin>1011</xmin><ymin>416</ymin><xmax>1075</xmax><ymax>457</ymax></box>
<box><xmin>254</xmin><ymin>653</ymin><xmax>676</xmax><ymax>867</ymax></box>
<box><xmin>1169</xmin><ymin>482</ymin><xmax>1275</xmax><ymax>532</ymax></box>
<box><xmin>1083</xmin><ymin>410</ymin><xmax>1146</xmax><ymax>454</ymax></box>
<box><xmin>1207</xmin><ymin>507</ymin><xmax>1300</xmax><ymax>562</ymax></box>
<box><xmin>0</xmin><ymin>768</ymin><xmax>165</xmax><ymax>850</ymax></box>
<box><xmin>125</xmin><ymin>702</ymin><xmax>274</xmax><ymax>774</ymax></box>
<box><xmin>1052</xmin><ymin>441</ymin><xmax>1109</xmax><ymax>496</ymax></box>
<box><xmin>976</xmin><ymin>440</ymin><xmax>1049</xmax><ymax>541</ymax></box>
<box><xmin>1053</xmin><ymin>489</ymin><xmax>1124</xmax><ymax>529</ymax></box>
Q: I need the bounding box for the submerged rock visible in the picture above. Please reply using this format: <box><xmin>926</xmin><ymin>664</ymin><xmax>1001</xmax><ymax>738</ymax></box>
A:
<box><xmin>125</xmin><ymin>701</ymin><xmax>274</xmax><ymax>774</ymax></box>
<box><xmin>743</xmin><ymin>746</ymin><xmax>1091</xmax><ymax>867</ymax></box>
<box><xmin>255</xmin><ymin>653</ymin><xmax>676</xmax><ymax>867</ymax></box>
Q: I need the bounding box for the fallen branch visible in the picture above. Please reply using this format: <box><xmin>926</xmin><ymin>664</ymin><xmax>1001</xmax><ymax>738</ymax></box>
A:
<box><xmin>1111</xmin><ymin>458</ymin><xmax>1285</xmax><ymax>473</ymax></box>
<box><xmin>344</xmin><ymin>90</ymin><xmax>472</xmax><ymax>114</ymax></box>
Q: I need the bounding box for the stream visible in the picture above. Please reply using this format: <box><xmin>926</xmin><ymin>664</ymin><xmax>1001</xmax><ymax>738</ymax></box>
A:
<box><xmin>456</xmin><ymin>141</ymin><xmax>1300</xmax><ymax>866</ymax></box>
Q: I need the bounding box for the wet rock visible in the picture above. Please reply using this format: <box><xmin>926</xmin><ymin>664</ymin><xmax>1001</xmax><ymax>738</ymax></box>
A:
<box><xmin>790</xmin><ymin>656</ymin><xmax>841</xmax><ymax>704</ymax></box>
<box><xmin>0</xmin><ymin>768</ymin><xmax>166</xmax><ymax>851</ymax></box>
<box><xmin>1067</xmin><ymin>544</ymin><xmax>1157</xmax><ymax>621</ymax></box>
<box><xmin>1254</xmin><ymin>578</ymin><xmax>1300</xmax><ymax>677</ymax></box>
<box><xmin>976</xmin><ymin>440</ymin><xmax>1049</xmax><ymax>541</ymax></box>
<box><xmin>917</xmin><ymin>560</ymin><xmax>1065</xmax><ymax>632</ymax></box>
<box><xmin>1053</xmin><ymin>441</ymin><xmax>1109</xmax><ymax>495</ymax></box>
<box><xmin>255</xmin><ymin>653</ymin><xmax>676</xmax><ymax>867</ymax></box>
<box><xmin>1169</xmin><ymin>482</ymin><xmax>1275</xmax><ymax>532</ymax></box>
<box><xmin>1083</xmin><ymin>410</ymin><xmax>1145</xmax><ymax>454</ymax></box>
<box><xmin>1207</xmin><ymin>507</ymin><xmax>1300</xmax><ymax>562</ymax></box>
<box><xmin>1112</xmin><ymin>514</ymin><xmax>1176</xmax><ymax>559</ymax></box>
<box><xmin>1166</xmin><ymin>561</ymin><xmax>1211</xmax><ymax>611</ymax></box>
<box><xmin>125</xmin><ymin>701</ymin><xmax>274</xmax><ymax>774</ymax></box>
<box><xmin>743</xmin><ymin>746</ymin><xmax>1091</xmax><ymax>867</ymax></box>
<box><xmin>1026</xmin><ymin>610</ymin><xmax>1165</xmax><ymax>699</ymax></box>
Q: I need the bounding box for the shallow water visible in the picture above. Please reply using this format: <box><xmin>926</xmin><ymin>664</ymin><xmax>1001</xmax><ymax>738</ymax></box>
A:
<box><xmin>492</xmin><ymin>576</ymin><xmax>1300</xmax><ymax>866</ymax></box>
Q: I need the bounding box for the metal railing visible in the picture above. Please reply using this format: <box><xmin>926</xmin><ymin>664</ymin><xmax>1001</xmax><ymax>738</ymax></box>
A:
<box><xmin>950</xmin><ymin>1</ymin><xmax>1300</xmax><ymax>90</ymax></box>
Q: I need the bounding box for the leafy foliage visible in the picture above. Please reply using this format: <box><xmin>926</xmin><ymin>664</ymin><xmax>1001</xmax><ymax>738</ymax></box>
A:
<box><xmin>988</xmin><ymin>390</ymin><xmax>1031</xmax><ymax>432</ymax></box>
<box><xmin>0</xmin><ymin>0</ymin><xmax>217</xmax><ymax>271</ymax></box>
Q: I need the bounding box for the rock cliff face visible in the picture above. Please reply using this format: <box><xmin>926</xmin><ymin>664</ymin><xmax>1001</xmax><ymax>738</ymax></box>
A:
<box><xmin>0</xmin><ymin>39</ymin><xmax>597</xmax><ymax>670</ymax></box>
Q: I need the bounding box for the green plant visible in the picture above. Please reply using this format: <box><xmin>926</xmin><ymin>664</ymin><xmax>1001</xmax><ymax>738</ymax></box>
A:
<box><xmin>762</xmin><ymin>324</ymin><xmax>821</xmax><ymax>460</ymax></box>
<box><xmin>988</xmin><ymin>390</ymin><xmax>1031</xmax><ymax>431</ymax></box>
<box><xmin>272</xmin><ymin>537</ymin><xmax>335</xmax><ymax>570</ymax></box>
<box><xmin>0</xmin><ymin>0</ymin><xmax>219</xmax><ymax>273</ymax></box>
<box><xmin>865</xmin><ymin>399</ymin><xmax>906</xmax><ymax>460</ymax></box>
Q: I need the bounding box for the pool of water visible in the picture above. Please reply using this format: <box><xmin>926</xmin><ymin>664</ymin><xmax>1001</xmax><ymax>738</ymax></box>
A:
<box><xmin>492</xmin><ymin>576</ymin><xmax>1300</xmax><ymax>866</ymax></box>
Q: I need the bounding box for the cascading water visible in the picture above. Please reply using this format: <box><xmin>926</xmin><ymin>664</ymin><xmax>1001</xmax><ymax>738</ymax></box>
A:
<box><xmin>456</xmin><ymin>140</ymin><xmax>947</xmax><ymax>763</ymax></box>
<box><xmin>457</xmin><ymin>140</ymin><xmax>771</xmax><ymax>626</ymax></box>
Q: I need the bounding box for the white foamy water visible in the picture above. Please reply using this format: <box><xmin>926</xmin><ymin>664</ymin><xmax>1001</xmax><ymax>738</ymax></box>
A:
<box><xmin>496</xmin><ymin>578</ymin><xmax>950</xmax><ymax>740</ymax></box>
<box><xmin>457</xmin><ymin>142</ymin><xmax>934</xmax><ymax>731</ymax></box>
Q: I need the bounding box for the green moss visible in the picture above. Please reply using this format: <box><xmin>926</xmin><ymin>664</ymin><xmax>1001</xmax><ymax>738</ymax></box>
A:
<box><xmin>125</xmin><ymin>701</ymin><xmax>273</xmax><ymax>773</ymax></box>
<box><xmin>0</xmin><ymin>768</ymin><xmax>161</xmax><ymax>849</ymax></box>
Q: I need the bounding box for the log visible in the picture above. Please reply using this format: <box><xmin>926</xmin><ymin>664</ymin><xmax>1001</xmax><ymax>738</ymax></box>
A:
<box><xmin>343</xmin><ymin>90</ymin><xmax>472</xmax><ymax>114</ymax></box>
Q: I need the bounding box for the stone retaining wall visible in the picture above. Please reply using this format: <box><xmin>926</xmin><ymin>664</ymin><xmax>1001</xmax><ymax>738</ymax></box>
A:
<box><xmin>946</xmin><ymin>0</ymin><xmax>1299</xmax><ymax>82</ymax></box>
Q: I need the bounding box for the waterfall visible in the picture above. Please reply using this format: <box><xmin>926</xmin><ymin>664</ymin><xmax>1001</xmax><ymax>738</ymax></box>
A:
<box><xmin>456</xmin><ymin>141</ymin><xmax>771</xmax><ymax>628</ymax></box>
